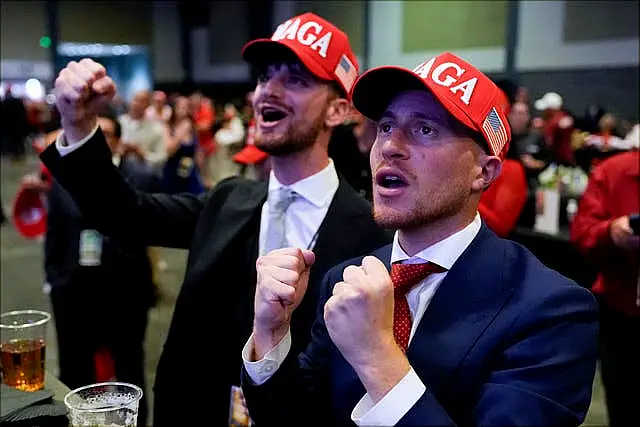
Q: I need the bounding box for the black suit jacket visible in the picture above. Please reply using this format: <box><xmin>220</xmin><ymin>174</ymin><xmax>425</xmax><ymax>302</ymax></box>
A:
<box><xmin>45</xmin><ymin>157</ymin><xmax>162</xmax><ymax>292</ymax></box>
<box><xmin>40</xmin><ymin>129</ymin><xmax>392</xmax><ymax>426</ymax></box>
<box><xmin>242</xmin><ymin>224</ymin><xmax>599</xmax><ymax>426</ymax></box>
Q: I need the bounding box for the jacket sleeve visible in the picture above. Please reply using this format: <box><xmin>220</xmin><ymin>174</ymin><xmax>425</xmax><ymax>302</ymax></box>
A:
<box><xmin>570</xmin><ymin>163</ymin><xmax>615</xmax><ymax>262</ymax></box>
<box><xmin>401</xmin><ymin>284</ymin><xmax>597</xmax><ymax>426</ymax></box>
<box><xmin>479</xmin><ymin>161</ymin><xmax>528</xmax><ymax>237</ymax></box>
<box><xmin>40</xmin><ymin>127</ymin><xmax>205</xmax><ymax>249</ymax></box>
<box><xmin>241</xmin><ymin>266</ymin><xmax>341</xmax><ymax>426</ymax></box>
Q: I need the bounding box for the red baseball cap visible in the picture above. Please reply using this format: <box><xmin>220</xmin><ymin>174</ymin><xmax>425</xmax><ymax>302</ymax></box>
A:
<box><xmin>242</xmin><ymin>12</ymin><xmax>359</xmax><ymax>97</ymax></box>
<box><xmin>351</xmin><ymin>52</ymin><xmax>511</xmax><ymax>159</ymax></box>
<box><xmin>13</xmin><ymin>185</ymin><xmax>47</xmax><ymax>239</ymax></box>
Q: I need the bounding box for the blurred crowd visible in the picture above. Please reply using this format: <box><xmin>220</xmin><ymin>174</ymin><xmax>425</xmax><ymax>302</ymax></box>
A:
<box><xmin>1</xmin><ymin>81</ymin><xmax>638</xmax><ymax>238</ymax></box>
<box><xmin>1</xmin><ymin>71</ymin><xmax>638</xmax><ymax>425</ymax></box>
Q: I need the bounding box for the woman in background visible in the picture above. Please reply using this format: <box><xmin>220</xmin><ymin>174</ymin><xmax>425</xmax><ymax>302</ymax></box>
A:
<box><xmin>163</xmin><ymin>96</ymin><xmax>204</xmax><ymax>195</ymax></box>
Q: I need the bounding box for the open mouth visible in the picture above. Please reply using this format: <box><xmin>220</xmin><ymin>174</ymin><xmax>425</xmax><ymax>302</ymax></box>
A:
<box><xmin>376</xmin><ymin>171</ymin><xmax>408</xmax><ymax>189</ymax></box>
<box><xmin>259</xmin><ymin>105</ymin><xmax>289</xmax><ymax>123</ymax></box>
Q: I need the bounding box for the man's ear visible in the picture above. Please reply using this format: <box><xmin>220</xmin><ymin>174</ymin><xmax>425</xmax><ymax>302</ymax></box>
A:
<box><xmin>325</xmin><ymin>97</ymin><xmax>351</xmax><ymax>128</ymax></box>
<box><xmin>471</xmin><ymin>156</ymin><xmax>503</xmax><ymax>191</ymax></box>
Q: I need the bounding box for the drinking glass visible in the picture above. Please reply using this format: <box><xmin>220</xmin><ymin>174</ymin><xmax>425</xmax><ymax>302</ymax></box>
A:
<box><xmin>0</xmin><ymin>309</ymin><xmax>51</xmax><ymax>391</ymax></box>
<box><xmin>64</xmin><ymin>382</ymin><xmax>143</xmax><ymax>427</ymax></box>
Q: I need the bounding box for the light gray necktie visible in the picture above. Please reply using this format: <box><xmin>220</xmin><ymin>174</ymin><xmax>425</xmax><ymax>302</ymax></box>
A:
<box><xmin>263</xmin><ymin>187</ymin><xmax>298</xmax><ymax>255</ymax></box>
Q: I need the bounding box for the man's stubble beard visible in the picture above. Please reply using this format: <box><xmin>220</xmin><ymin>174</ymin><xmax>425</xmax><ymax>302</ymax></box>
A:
<box><xmin>255</xmin><ymin>109</ymin><xmax>327</xmax><ymax>157</ymax></box>
<box><xmin>372</xmin><ymin>181</ymin><xmax>469</xmax><ymax>231</ymax></box>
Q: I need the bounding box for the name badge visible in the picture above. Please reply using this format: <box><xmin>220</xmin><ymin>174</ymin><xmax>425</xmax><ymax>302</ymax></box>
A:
<box><xmin>79</xmin><ymin>229</ymin><xmax>103</xmax><ymax>266</ymax></box>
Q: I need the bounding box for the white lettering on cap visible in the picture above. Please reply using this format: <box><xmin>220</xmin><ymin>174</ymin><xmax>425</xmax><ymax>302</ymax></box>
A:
<box><xmin>412</xmin><ymin>58</ymin><xmax>478</xmax><ymax>106</ymax></box>
<box><xmin>271</xmin><ymin>18</ymin><xmax>333</xmax><ymax>58</ymax></box>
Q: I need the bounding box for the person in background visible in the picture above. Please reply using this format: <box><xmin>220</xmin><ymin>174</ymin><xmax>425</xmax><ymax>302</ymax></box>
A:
<box><xmin>21</xmin><ymin>112</ymin><xmax>159</xmax><ymax>426</ymax></box>
<box><xmin>328</xmin><ymin>108</ymin><xmax>375</xmax><ymax>201</ymax></box>
<box><xmin>119</xmin><ymin>89</ymin><xmax>169</xmax><ymax>171</ymax></box>
<box><xmin>478</xmin><ymin>141</ymin><xmax>528</xmax><ymax>237</ymax></box>
<box><xmin>241</xmin><ymin>91</ymin><xmax>255</xmax><ymax>128</ymax></box>
<box><xmin>213</xmin><ymin>103</ymin><xmax>246</xmax><ymax>180</ymax></box>
<box><xmin>40</xmin><ymin>13</ymin><xmax>391</xmax><ymax>426</ymax></box>
<box><xmin>233</xmin><ymin>115</ymin><xmax>271</xmax><ymax>182</ymax></box>
<box><xmin>534</xmin><ymin>91</ymin><xmax>575</xmax><ymax>165</ymax></box>
<box><xmin>583</xmin><ymin>113</ymin><xmax>635</xmax><ymax>153</ymax></box>
<box><xmin>0</xmin><ymin>84</ymin><xmax>29</xmax><ymax>162</ymax></box>
<box><xmin>190</xmin><ymin>92</ymin><xmax>216</xmax><ymax>188</ymax></box>
<box><xmin>145</xmin><ymin>90</ymin><xmax>172</xmax><ymax>124</ymax></box>
<box><xmin>507</xmin><ymin>101</ymin><xmax>550</xmax><ymax>227</ymax></box>
<box><xmin>570</xmin><ymin>149</ymin><xmax>640</xmax><ymax>427</ymax></box>
<box><xmin>163</xmin><ymin>96</ymin><xmax>204</xmax><ymax>195</ymax></box>
<box><xmin>242</xmin><ymin>51</ymin><xmax>598</xmax><ymax>426</ymax></box>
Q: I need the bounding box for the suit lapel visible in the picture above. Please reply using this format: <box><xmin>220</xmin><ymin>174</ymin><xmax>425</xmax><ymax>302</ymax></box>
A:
<box><xmin>191</xmin><ymin>181</ymin><xmax>267</xmax><ymax>277</ymax></box>
<box><xmin>406</xmin><ymin>225</ymin><xmax>514</xmax><ymax>393</ymax></box>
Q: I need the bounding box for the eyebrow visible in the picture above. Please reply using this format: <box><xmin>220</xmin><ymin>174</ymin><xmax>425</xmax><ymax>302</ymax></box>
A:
<box><xmin>380</xmin><ymin>111</ymin><xmax>444</xmax><ymax>123</ymax></box>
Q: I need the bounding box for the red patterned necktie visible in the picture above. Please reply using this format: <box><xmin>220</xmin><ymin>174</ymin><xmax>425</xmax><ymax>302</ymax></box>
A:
<box><xmin>391</xmin><ymin>262</ymin><xmax>446</xmax><ymax>351</ymax></box>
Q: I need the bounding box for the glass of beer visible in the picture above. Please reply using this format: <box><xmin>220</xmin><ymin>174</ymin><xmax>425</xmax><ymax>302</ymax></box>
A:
<box><xmin>0</xmin><ymin>309</ymin><xmax>51</xmax><ymax>392</ymax></box>
<box><xmin>64</xmin><ymin>382</ymin><xmax>143</xmax><ymax>427</ymax></box>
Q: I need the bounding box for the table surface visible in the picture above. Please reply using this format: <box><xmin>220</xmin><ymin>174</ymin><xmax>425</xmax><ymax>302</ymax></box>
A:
<box><xmin>45</xmin><ymin>371</ymin><xmax>70</xmax><ymax>403</ymax></box>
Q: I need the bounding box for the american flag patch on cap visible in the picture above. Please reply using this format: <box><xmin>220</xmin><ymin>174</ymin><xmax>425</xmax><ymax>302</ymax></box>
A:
<box><xmin>482</xmin><ymin>108</ymin><xmax>508</xmax><ymax>155</ymax></box>
<box><xmin>334</xmin><ymin>55</ymin><xmax>357</xmax><ymax>93</ymax></box>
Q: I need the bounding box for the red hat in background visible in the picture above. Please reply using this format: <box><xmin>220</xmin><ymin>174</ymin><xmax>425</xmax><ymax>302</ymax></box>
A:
<box><xmin>242</xmin><ymin>12</ymin><xmax>359</xmax><ymax>96</ymax></box>
<box><xmin>351</xmin><ymin>52</ymin><xmax>512</xmax><ymax>160</ymax></box>
<box><xmin>234</xmin><ymin>119</ymin><xmax>268</xmax><ymax>165</ymax></box>
<box><xmin>13</xmin><ymin>186</ymin><xmax>47</xmax><ymax>239</ymax></box>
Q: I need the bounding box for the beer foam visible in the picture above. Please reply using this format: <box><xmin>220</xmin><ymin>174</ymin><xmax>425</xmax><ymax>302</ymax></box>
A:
<box><xmin>77</xmin><ymin>391</ymin><xmax>137</xmax><ymax>409</ymax></box>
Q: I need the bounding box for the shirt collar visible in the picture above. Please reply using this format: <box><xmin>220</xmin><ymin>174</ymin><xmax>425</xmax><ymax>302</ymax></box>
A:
<box><xmin>390</xmin><ymin>214</ymin><xmax>482</xmax><ymax>269</ymax></box>
<box><xmin>267</xmin><ymin>160</ymin><xmax>339</xmax><ymax>208</ymax></box>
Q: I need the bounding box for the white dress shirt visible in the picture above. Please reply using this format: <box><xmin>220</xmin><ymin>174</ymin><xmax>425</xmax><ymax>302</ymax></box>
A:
<box><xmin>258</xmin><ymin>161</ymin><xmax>339</xmax><ymax>255</ymax></box>
<box><xmin>56</xmin><ymin>126</ymin><xmax>339</xmax><ymax>256</ymax></box>
<box><xmin>243</xmin><ymin>214</ymin><xmax>482</xmax><ymax>426</ymax></box>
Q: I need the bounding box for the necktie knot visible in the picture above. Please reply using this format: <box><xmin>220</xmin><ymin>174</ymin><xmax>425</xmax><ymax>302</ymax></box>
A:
<box><xmin>391</xmin><ymin>262</ymin><xmax>446</xmax><ymax>296</ymax></box>
<box><xmin>271</xmin><ymin>187</ymin><xmax>298</xmax><ymax>214</ymax></box>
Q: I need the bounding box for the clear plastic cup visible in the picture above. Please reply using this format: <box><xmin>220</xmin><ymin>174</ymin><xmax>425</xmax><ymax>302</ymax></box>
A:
<box><xmin>0</xmin><ymin>309</ymin><xmax>51</xmax><ymax>391</ymax></box>
<box><xmin>64</xmin><ymin>382</ymin><xmax>143</xmax><ymax>427</ymax></box>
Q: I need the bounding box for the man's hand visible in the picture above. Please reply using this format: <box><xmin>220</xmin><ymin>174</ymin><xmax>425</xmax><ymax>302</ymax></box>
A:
<box><xmin>610</xmin><ymin>216</ymin><xmax>640</xmax><ymax>251</ymax></box>
<box><xmin>324</xmin><ymin>256</ymin><xmax>409</xmax><ymax>403</ymax></box>
<box><xmin>252</xmin><ymin>248</ymin><xmax>315</xmax><ymax>360</ymax></box>
<box><xmin>55</xmin><ymin>58</ymin><xmax>116</xmax><ymax>144</ymax></box>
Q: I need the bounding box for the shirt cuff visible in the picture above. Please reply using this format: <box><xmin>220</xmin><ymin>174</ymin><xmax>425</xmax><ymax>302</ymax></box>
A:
<box><xmin>351</xmin><ymin>367</ymin><xmax>426</xmax><ymax>427</ymax></box>
<box><xmin>56</xmin><ymin>124</ymin><xmax>100</xmax><ymax>156</ymax></box>
<box><xmin>241</xmin><ymin>329</ymin><xmax>292</xmax><ymax>386</ymax></box>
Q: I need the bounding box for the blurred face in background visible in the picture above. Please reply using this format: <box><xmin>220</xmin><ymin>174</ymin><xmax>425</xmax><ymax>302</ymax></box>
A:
<box><xmin>152</xmin><ymin>91</ymin><xmax>167</xmax><ymax>109</ymax></box>
<box><xmin>129</xmin><ymin>90</ymin><xmax>151</xmax><ymax>119</ymax></box>
<box><xmin>189</xmin><ymin>92</ymin><xmax>203</xmax><ymax>114</ymax></box>
<box><xmin>252</xmin><ymin>59</ymin><xmax>339</xmax><ymax>156</ymax></box>
<box><xmin>509</xmin><ymin>102</ymin><xmax>531</xmax><ymax>135</ymax></box>
<box><xmin>173</xmin><ymin>96</ymin><xmax>190</xmax><ymax>121</ymax></box>
<box><xmin>98</xmin><ymin>117</ymin><xmax>120</xmax><ymax>154</ymax></box>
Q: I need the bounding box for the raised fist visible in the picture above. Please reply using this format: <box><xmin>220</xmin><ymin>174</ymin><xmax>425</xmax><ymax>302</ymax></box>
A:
<box><xmin>55</xmin><ymin>58</ymin><xmax>116</xmax><ymax>143</ymax></box>
<box><xmin>252</xmin><ymin>247</ymin><xmax>315</xmax><ymax>360</ymax></box>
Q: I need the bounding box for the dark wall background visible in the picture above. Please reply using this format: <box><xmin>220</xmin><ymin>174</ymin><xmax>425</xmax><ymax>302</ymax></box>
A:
<box><xmin>520</xmin><ymin>67</ymin><xmax>639</xmax><ymax>122</ymax></box>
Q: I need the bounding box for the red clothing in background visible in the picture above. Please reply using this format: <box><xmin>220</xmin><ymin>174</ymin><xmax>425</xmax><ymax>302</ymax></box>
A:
<box><xmin>479</xmin><ymin>159</ymin><xmax>528</xmax><ymax>237</ymax></box>
<box><xmin>194</xmin><ymin>103</ymin><xmax>215</xmax><ymax>155</ymax></box>
<box><xmin>543</xmin><ymin>111</ymin><xmax>575</xmax><ymax>165</ymax></box>
<box><xmin>570</xmin><ymin>150</ymin><xmax>640</xmax><ymax>317</ymax></box>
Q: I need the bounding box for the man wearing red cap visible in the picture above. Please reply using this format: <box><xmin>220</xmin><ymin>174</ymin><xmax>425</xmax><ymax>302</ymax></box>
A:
<box><xmin>39</xmin><ymin>12</ymin><xmax>390</xmax><ymax>426</ymax></box>
<box><xmin>242</xmin><ymin>53</ymin><xmax>598</xmax><ymax>426</ymax></box>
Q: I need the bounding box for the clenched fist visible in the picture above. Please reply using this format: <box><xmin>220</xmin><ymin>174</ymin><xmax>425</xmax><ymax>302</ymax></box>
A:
<box><xmin>55</xmin><ymin>58</ymin><xmax>116</xmax><ymax>143</ymax></box>
<box><xmin>252</xmin><ymin>248</ymin><xmax>315</xmax><ymax>360</ymax></box>
<box><xmin>324</xmin><ymin>256</ymin><xmax>397</xmax><ymax>368</ymax></box>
